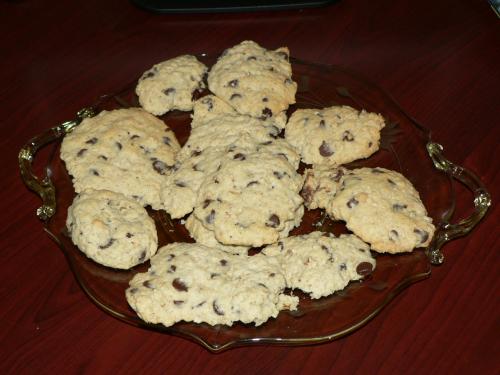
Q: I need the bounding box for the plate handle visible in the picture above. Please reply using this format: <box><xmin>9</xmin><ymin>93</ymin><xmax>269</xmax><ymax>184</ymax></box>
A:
<box><xmin>426</xmin><ymin>142</ymin><xmax>491</xmax><ymax>265</ymax></box>
<box><xmin>18</xmin><ymin>107</ymin><xmax>98</xmax><ymax>221</ymax></box>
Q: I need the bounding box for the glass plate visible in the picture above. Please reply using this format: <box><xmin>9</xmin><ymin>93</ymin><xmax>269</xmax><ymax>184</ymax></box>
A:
<box><xmin>19</xmin><ymin>55</ymin><xmax>490</xmax><ymax>352</ymax></box>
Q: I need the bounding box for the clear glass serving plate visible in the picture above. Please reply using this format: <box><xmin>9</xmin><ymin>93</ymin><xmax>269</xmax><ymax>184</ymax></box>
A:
<box><xmin>19</xmin><ymin>55</ymin><xmax>490</xmax><ymax>352</ymax></box>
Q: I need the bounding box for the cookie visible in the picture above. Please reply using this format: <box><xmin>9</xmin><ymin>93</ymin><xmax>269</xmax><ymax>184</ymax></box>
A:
<box><xmin>193</xmin><ymin>151</ymin><xmax>304</xmax><ymax>247</ymax></box>
<box><xmin>262</xmin><ymin>231</ymin><xmax>376</xmax><ymax>299</ymax></box>
<box><xmin>66</xmin><ymin>189</ymin><xmax>158</xmax><ymax>269</ymax></box>
<box><xmin>126</xmin><ymin>242</ymin><xmax>298</xmax><ymax>327</ymax></box>
<box><xmin>285</xmin><ymin>105</ymin><xmax>385</xmax><ymax>166</ymax></box>
<box><xmin>60</xmin><ymin>108</ymin><xmax>180</xmax><ymax>209</ymax></box>
<box><xmin>135</xmin><ymin>55</ymin><xmax>207</xmax><ymax>115</ymax></box>
<box><xmin>326</xmin><ymin>167</ymin><xmax>435</xmax><ymax>253</ymax></box>
<box><xmin>184</xmin><ymin>214</ymin><xmax>249</xmax><ymax>255</ymax></box>
<box><xmin>301</xmin><ymin>166</ymin><xmax>344</xmax><ymax>209</ymax></box>
<box><xmin>207</xmin><ymin>40</ymin><xmax>297</xmax><ymax>124</ymax></box>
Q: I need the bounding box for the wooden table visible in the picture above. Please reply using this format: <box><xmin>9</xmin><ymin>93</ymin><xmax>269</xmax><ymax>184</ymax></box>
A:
<box><xmin>1</xmin><ymin>0</ymin><xmax>498</xmax><ymax>373</ymax></box>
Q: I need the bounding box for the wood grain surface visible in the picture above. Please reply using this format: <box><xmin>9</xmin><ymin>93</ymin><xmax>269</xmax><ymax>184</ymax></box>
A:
<box><xmin>1</xmin><ymin>0</ymin><xmax>499</xmax><ymax>373</ymax></box>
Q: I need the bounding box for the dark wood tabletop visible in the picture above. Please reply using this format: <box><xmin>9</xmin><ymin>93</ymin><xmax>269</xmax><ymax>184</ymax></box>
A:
<box><xmin>1</xmin><ymin>0</ymin><xmax>499</xmax><ymax>373</ymax></box>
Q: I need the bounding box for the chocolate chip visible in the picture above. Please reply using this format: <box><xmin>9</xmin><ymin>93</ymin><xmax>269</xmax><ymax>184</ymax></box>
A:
<box><xmin>126</xmin><ymin>232</ymin><xmax>134</xmax><ymax>238</ymax></box>
<box><xmin>260</xmin><ymin>140</ymin><xmax>272</xmax><ymax>145</ymax></box>
<box><xmin>202</xmin><ymin>199</ymin><xmax>212</xmax><ymax>208</ymax></box>
<box><xmin>195</xmin><ymin>301</ymin><xmax>206</xmax><ymax>308</ymax></box>
<box><xmin>273</xmin><ymin>171</ymin><xmax>285</xmax><ymax>179</ymax></box>
<box><xmin>284</xmin><ymin>78</ymin><xmax>293</xmax><ymax>85</ymax></box>
<box><xmin>247</xmin><ymin>56</ymin><xmax>257</xmax><ymax>61</ymax></box>
<box><xmin>368</xmin><ymin>142</ymin><xmax>373</xmax><ymax>147</ymax></box>
<box><xmin>173</xmin><ymin>300</ymin><xmax>184</xmax><ymax>306</ymax></box>
<box><xmin>175</xmin><ymin>181</ymin><xmax>186</xmax><ymax>187</ymax></box>
<box><xmin>393</xmin><ymin>203</ymin><xmax>407</xmax><ymax>211</ymax></box>
<box><xmin>213</xmin><ymin>300</ymin><xmax>224</xmax><ymax>316</ymax></box>
<box><xmin>319</xmin><ymin>141</ymin><xmax>334</xmax><ymax>157</ymax></box>
<box><xmin>262</xmin><ymin>97</ymin><xmax>268</xmax><ymax>102</ymax></box>
<box><xmin>129</xmin><ymin>288</ymin><xmax>138</xmax><ymax>294</ymax></box>
<box><xmin>138</xmin><ymin>250</ymin><xmax>146</xmax><ymax>262</ymax></box>
<box><xmin>167</xmin><ymin>265</ymin><xmax>177</xmax><ymax>273</ymax></box>
<box><xmin>276</xmin><ymin>51</ymin><xmax>289</xmax><ymax>60</ymax></box>
<box><xmin>268</xmin><ymin>67</ymin><xmax>275</xmax><ymax>72</ymax></box>
<box><xmin>230</xmin><ymin>93</ymin><xmax>242</xmax><ymax>100</ymax></box>
<box><xmin>347</xmin><ymin>197</ymin><xmax>358</xmax><ymax>208</ymax></box>
<box><xmin>163</xmin><ymin>136</ymin><xmax>171</xmax><ymax>146</ymax></box>
<box><xmin>278</xmin><ymin>241</ymin><xmax>284</xmax><ymax>251</ymax></box>
<box><xmin>339</xmin><ymin>263</ymin><xmax>347</xmax><ymax>271</ymax></box>
<box><xmin>210</xmin><ymin>273</ymin><xmax>219</xmax><ymax>279</ymax></box>
<box><xmin>91</xmin><ymin>169</ymin><xmax>99</xmax><ymax>176</ymax></box>
<box><xmin>269</xmin><ymin>273</ymin><xmax>276</xmax><ymax>277</ymax></box>
<box><xmin>85</xmin><ymin>137</ymin><xmax>98</xmax><ymax>144</ymax></box>
<box><xmin>261</xmin><ymin>107</ymin><xmax>273</xmax><ymax>119</ymax></box>
<box><xmin>319</xmin><ymin>120</ymin><xmax>326</xmax><ymax>128</ymax></box>
<box><xmin>331</xmin><ymin>169</ymin><xmax>344</xmax><ymax>182</ymax></box>
<box><xmin>163</xmin><ymin>87</ymin><xmax>176</xmax><ymax>95</ymax></box>
<box><xmin>130</xmin><ymin>134</ymin><xmax>140</xmax><ymax>140</ymax></box>
<box><xmin>172</xmin><ymin>278</ymin><xmax>188</xmax><ymax>292</ymax></box>
<box><xmin>220</xmin><ymin>259</ymin><xmax>227</xmax><ymax>266</ymax></box>
<box><xmin>98</xmin><ymin>155</ymin><xmax>108</xmax><ymax>160</ymax></box>
<box><xmin>414</xmin><ymin>228</ymin><xmax>429</xmax><ymax>243</ymax></box>
<box><xmin>202</xmin><ymin>97</ymin><xmax>213</xmax><ymax>111</ymax></box>
<box><xmin>167</xmin><ymin>254</ymin><xmax>175</xmax><ymax>261</ymax></box>
<box><xmin>144</xmin><ymin>71</ymin><xmax>155</xmax><ymax>78</ymax></box>
<box><xmin>300</xmin><ymin>185</ymin><xmax>314</xmax><ymax>204</ymax></box>
<box><xmin>77</xmin><ymin>148</ymin><xmax>87</xmax><ymax>157</ymax></box>
<box><xmin>266</xmin><ymin>214</ymin><xmax>280</xmax><ymax>228</ymax></box>
<box><xmin>143</xmin><ymin>280</ymin><xmax>154</xmax><ymax>289</ymax></box>
<box><xmin>115</xmin><ymin>142</ymin><xmax>122</xmax><ymax>150</ymax></box>
<box><xmin>191</xmin><ymin>150</ymin><xmax>202</xmax><ymax>157</ymax></box>
<box><xmin>371</xmin><ymin>168</ymin><xmax>385</xmax><ymax>174</ymax></box>
<box><xmin>152</xmin><ymin>160</ymin><xmax>173</xmax><ymax>175</ymax></box>
<box><xmin>247</xmin><ymin>181</ymin><xmax>259</xmax><ymax>187</ymax></box>
<box><xmin>387</xmin><ymin>179</ymin><xmax>397</xmax><ymax>186</ymax></box>
<box><xmin>99</xmin><ymin>238</ymin><xmax>114</xmax><ymax>249</ymax></box>
<box><xmin>356</xmin><ymin>262</ymin><xmax>373</xmax><ymax>276</ymax></box>
<box><xmin>342</xmin><ymin>130</ymin><xmax>354</xmax><ymax>142</ymax></box>
<box><xmin>233</xmin><ymin>153</ymin><xmax>246</xmax><ymax>161</ymax></box>
<box><xmin>205</xmin><ymin>209</ymin><xmax>215</xmax><ymax>224</ymax></box>
<box><xmin>389</xmin><ymin>230</ymin><xmax>399</xmax><ymax>241</ymax></box>
<box><xmin>228</xmin><ymin>79</ymin><xmax>238</xmax><ymax>88</ymax></box>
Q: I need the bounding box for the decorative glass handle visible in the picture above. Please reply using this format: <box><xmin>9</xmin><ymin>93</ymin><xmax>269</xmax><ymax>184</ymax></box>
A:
<box><xmin>18</xmin><ymin>107</ymin><xmax>98</xmax><ymax>221</ymax></box>
<box><xmin>426</xmin><ymin>142</ymin><xmax>491</xmax><ymax>265</ymax></box>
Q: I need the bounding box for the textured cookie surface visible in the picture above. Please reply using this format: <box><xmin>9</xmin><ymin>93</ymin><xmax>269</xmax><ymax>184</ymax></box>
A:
<box><xmin>262</xmin><ymin>231</ymin><xmax>376</xmax><ymax>299</ymax></box>
<box><xmin>301</xmin><ymin>166</ymin><xmax>344</xmax><ymax>210</ymax></box>
<box><xmin>126</xmin><ymin>243</ymin><xmax>298</xmax><ymax>327</ymax></box>
<box><xmin>327</xmin><ymin>167</ymin><xmax>435</xmax><ymax>253</ymax></box>
<box><xmin>285</xmin><ymin>105</ymin><xmax>385</xmax><ymax>166</ymax></box>
<box><xmin>60</xmin><ymin>108</ymin><xmax>180</xmax><ymax>209</ymax></box>
<box><xmin>136</xmin><ymin>55</ymin><xmax>207</xmax><ymax>115</ymax></box>
<box><xmin>66</xmin><ymin>189</ymin><xmax>158</xmax><ymax>269</ymax></box>
<box><xmin>208</xmin><ymin>40</ymin><xmax>297</xmax><ymax>123</ymax></box>
<box><xmin>193</xmin><ymin>151</ymin><xmax>304</xmax><ymax>247</ymax></box>
<box><xmin>184</xmin><ymin>214</ymin><xmax>249</xmax><ymax>255</ymax></box>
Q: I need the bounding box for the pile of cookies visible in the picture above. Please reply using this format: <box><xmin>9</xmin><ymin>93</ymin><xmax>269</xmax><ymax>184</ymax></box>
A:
<box><xmin>61</xmin><ymin>41</ymin><xmax>435</xmax><ymax>328</ymax></box>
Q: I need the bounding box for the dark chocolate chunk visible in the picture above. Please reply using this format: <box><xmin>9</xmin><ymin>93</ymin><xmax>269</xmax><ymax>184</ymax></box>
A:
<box><xmin>85</xmin><ymin>137</ymin><xmax>98</xmax><ymax>145</ymax></box>
<box><xmin>356</xmin><ymin>262</ymin><xmax>373</xmax><ymax>276</ymax></box>
<box><xmin>99</xmin><ymin>238</ymin><xmax>114</xmax><ymax>249</ymax></box>
<box><xmin>228</xmin><ymin>79</ymin><xmax>238</xmax><ymax>88</ymax></box>
<box><xmin>233</xmin><ymin>153</ymin><xmax>246</xmax><ymax>161</ymax></box>
<box><xmin>126</xmin><ymin>232</ymin><xmax>134</xmax><ymax>238</ymax></box>
<box><xmin>173</xmin><ymin>300</ymin><xmax>184</xmax><ymax>306</ymax></box>
<box><xmin>98</xmin><ymin>155</ymin><xmax>108</xmax><ymax>160</ymax></box>
<box><xmin>138</xmin><ymin>250</ymin><xmax>146</xmax><ymax>262</ymax></box>
<box><xmin>163</xmin><ymin>136</ymin><xmax>171</xmax><ymax>146</ymax></box>
<box><xmin>167</xmin><ymin>265</ymin><xmax>177</xmax><ymax>273</ymax></box>
<box><xmin>143</xmin><ymin>280</ymin><xmax>154</xmax><ymax>289</ymax></box>
<box><xmin>205</xmin><ymin>209</ymin><xmax>215</xmax><ymax>224</ymax></box>
<box><xmin>266</xmin><ymin>214</ymin><xmax>280</xmax><ymax>228</ymax></box>
<box><xmin>172</xmin><ymin>278</ymin><xmax>188</xmax><ymax>292</ymax></box>
<box><xmin>191</xmin><ymin>150</ymin><xmax>202</xmax><ymax>157</ymax></box>
<box><xmin>300</xmin><ymin>185</ymin><xmax>314</xmax><ymax>204</ymax></box>
<box><xmin>247</xmin><ymin>181</ymin><xmax>259</xmax><ymax>187</ymax></box>
<box><xmin>414</xmin><ymin>228</ymin><xmax>429</xmax><ymax>244</ymax></box>
<box><xmin>339</xmin><ymin>263</ymin><xmax>347</xmax><ymax>271</ymax></box>
<box><xmin>393</xmin><ymin>203</ymin><xmax>407</xmax><ymax>212</ymax></box>
<box><xmin>389</xmin><ymin>229</ymin><xmax>399</xmax><ymax>241</ymax></box>
<box><xmin>77</xmin><ymin>148</ymin><xmax>87</xmax><ymax>157</ymax></box>
<box><xmin>220</xmin><ymin>259</ymin><xmax>227</xmax><ymax>266</ymax></box>
<box><xmin>91</xmin><ymin>169</ymin><xmax>99</xmax><ymax>176</ymax></box>
<box><xmin>319</xmin><ymin>141</ymin><xmax>334</xmax><ymax>157</ymax></box>
<box><xmin>347</xmin><ymin>197</ymin><xmax>359</xmax><ymax>208</ymax></box>
<box><xmin>262</xmin><ymin>97</ymin><xmax>268</xmax><ymax>102</ymax></box>
<box><xmin>319</xmin><ymin>120</ymin><xmax>326</xmax><ymax>128</ymax></box>
<box><xmin>152</xmin><ymin>160</ymin><xmax>173</xmax><ymax>175</ymax></box>
<box><xmin>247</xmin><ymin>56</ymin><xmax>257</xmax><ymax>61</ymax></box>
<box><xmin>115</xmin><ymin>142</ymin><xmax>122</xmax><ymax>150</ymax></box>
<box><xmin>342</xmin><ymin>130</ymin><xmax>354</xmax><ymax>142</ymax></box>
<box><xmin>163</xmin><ymin>87</ymin><xmax>176</xmax><ymax>95</ymax></box>
<box><xmin>387</xmin><ymin>178</ymin><xmax>397</xmax><ymax>186</ymax></box>
<box><xmin>175</xmin><ymin>181</ymin><xmax>187</xmax><ymax>188</ymax></box>
<box><xmin>213</xmin><ymin>300</ymin><xmax>224</xmax><ymax>316</ymax></box>
<box><xmin>230</xmin><ymin>93</ymin><xmax>242</xmax><ymax>100</ymax></box>
<box><xmin>202</xmin><ymin>199</ymin><xmax>212</xmax><ymax>208</ymax></box>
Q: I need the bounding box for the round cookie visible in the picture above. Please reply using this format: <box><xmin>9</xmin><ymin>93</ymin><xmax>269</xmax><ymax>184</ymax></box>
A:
<box><xmin>328</xmin><ymin>167</ymin><xmax>435</xmax><ymax>253</ymax></box>
<box><xmin>136</xmin><ymin>55</ymin><xmax>207</xmax><ymax>115</ymax></box>
<box><xmin>60</xmin><ymin>108</ymin><xmax>180</xmax><ymax>209</ymax></box>
<box><xmin>262</xmin><ymin>231</ymin><xmax>376</xmax><ymax>299</ymax></box>
<box><xmin>208</xmin><ymin>40</ymin><xmax>297</xmax><ymax>123</ymax></box>
<box><xmin>66</xmin><ymin>189</ymin><xmax>158</xmax><ymax>269</ymax></box>
<box><xmin>126</xmin><ymin>242</ymin><xmax>298</xmax><ymax>327</ymax></box>
<box><xmin>285</xmin><ymin>105</ymin><xmax>385</xmax><ymax>166</ymax></box>
<box><xmin>193</xmin><ymin>151</ymin><xmax>304</xmax><ymax>247</ymax></box>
